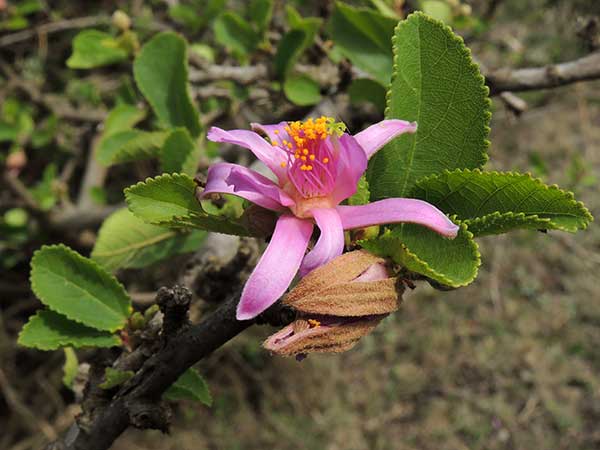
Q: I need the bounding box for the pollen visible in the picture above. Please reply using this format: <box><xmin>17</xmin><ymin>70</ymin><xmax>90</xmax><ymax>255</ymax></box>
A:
<box><xmin>323</xmin><ymin>157</ymin><xmax>329</xmax><ymax>163</ymax></box>
<box><xmin>280</xmin><ymin>161</ymin><xmax>287</xmax><ymax>168</ymax></box>
<box><xmin>309</xmin><ymin>154</ymin><xmax>315</xmax><ymax>161</ymax></box>
<box><xmin>302</xmin><ymin>149</ymin><xmax>309</xmax><ymax>155</ymax></box>
<box><xmin>274</xmin><ymin>130</ymin><xmax>279</xmax><ymax>134</ymax></box>
<box><xmin>307</xmin><ymin>319</ymin><xmax>321</xmax><ymax>328</ymax></box>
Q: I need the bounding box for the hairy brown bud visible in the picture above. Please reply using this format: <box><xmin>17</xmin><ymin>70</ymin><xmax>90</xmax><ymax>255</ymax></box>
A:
<box><xmin>264</xmin><ymin>250</ymin><xmax>403</xmax><ymax>356</ymax></box>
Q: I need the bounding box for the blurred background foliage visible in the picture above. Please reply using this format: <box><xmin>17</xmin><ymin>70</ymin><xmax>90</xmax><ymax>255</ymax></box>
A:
<box><xmin>1</xmin><ymin>0</ymin><xmax>599</xmax><ymax>449</ymax></box>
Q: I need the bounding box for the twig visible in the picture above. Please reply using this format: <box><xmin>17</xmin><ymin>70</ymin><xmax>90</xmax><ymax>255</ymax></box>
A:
<box><xmin>0</xmin><ymin>15</ymin><xmax>110</xmax><ymax>48</ymax></box>
<box><xmin>47</xmin><ymin>288</ymin><xmax>292</xmax><ymax>450</ymax></box>
<box><xmin>486</xmin><ymin>51</ymin><xmax>600</xmax><ymax>95</ymax></box>
<box><xmin>189</xmin><ymin>64</ymin><xmax>268</xmax><ymax>85</ymax></box>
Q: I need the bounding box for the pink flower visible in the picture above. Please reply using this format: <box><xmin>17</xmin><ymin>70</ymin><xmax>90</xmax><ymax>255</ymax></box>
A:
<box><xmin>202</xmin><ymin>117</ymin><xmax>459</xmax><ymax>320</ymax></box>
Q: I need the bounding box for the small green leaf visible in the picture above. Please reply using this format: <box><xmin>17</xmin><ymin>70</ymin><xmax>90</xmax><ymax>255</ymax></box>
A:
<box><xmin>213</xmin><ymin>12</ymin><xmax>261</xmax><ymax>62</ymax></box>
<box><xmin>96</xmin><ymin>130</ymin><xmax>168</xmax><ymax>166</ymax></box>
<box><xmin>102</xmin><ymin>103</ymin><xmax>147</xmax><ymax>137</ymax></box>
<box><xmin>368</xmin><ymin>12</ymin><xmax>490</xmax><ymax>200</ymax></box>
<box><xmin>67</xmin><ymin>30</ymin><xmax>129</xmax><ymax>69</ymax></box>
<box><xmin>248</xmin><ymin>0</ymin><xmax>273</xmax><ymax>32</ymax></box>
<box><xmin>30</xmin><ymin>245</ymin><xmax>132</xmax><ymax>332</ymax></box>
<box><xmin>275</xmin><ymin>7</ymin><xmax>322</xmax><ymax>79</ymax></box>
<box><xmin>125</xmin><ymin>173</ymin><xmax>251</xmax><ymax>236</ymax></box>
<box><xmin>99</xmin><ymin>367</ymin><xmax>135</xmax><ymax>389</ymax></box>
<box><xmin>274</xmin><ymin>29</ymin><xmax>308</xmax><ymax>79</ymax></box>
<box><xmin>327</xmin><ymin>2</ymin><xmax>397</xmax><ymax>85</ymax></box>
<box><xmin>160</xmin><ymin>128</ymin><xmax>202</xmax><ymax>176</ymax></box>
<box><xmin>362</xmin><ymin>223</ymin><xmax>480</xmax><ymax>287</ymax></box>
<box><xmin>348</xmin><ymin>176</ymin><xmax>370</xmax><ymax>206</ymax></box>
<box><xmin>133</xmin><ymin>32</ymin><xmax>201</xmax><ymax>137</ymax></box>
<box><xmin>284</xmin><ymin>74</ymin><xmax>322</xmax><ymax>106</ymax></box>
<box><xmin>348</xmin><ymin>78</ymin><xmax>386</xmax><ymax>112</ymax></box>
<box><xmin>18</xmin><ymin>310</ymin><xmax>120</xmax><ymax>350</ymax></box>
<box><xmin>92</xmin><ymin>208</ymin><xmax>207</xmax><ymax>272</ymax></box>
<box><xmin>164</xmin><ymin>368</ymin><xmax>212</xmax><ymax>406</ymax></box>
<box><xmin>62</xmin><ymin>348</ymin><xmax>78</xmax><ymax>389</ymax></box>
<box><xmin>412</xmin><ymin>169</ymin><xmax>593</xmax><ymax>236</ymax></box>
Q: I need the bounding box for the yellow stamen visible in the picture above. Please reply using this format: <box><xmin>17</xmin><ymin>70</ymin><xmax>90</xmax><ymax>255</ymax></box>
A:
<box><xmin>308</xmin><ymin>319</ymin><xmax>321</xmax><ymax>328</ymax></box>
<box><xmin>301</xmin><ymin>156</ymin><xmax>307</xmax><ymax>161</ymax></box>
<box><xmin>302</xmin><ymin>149</ymin><xmax>309</xmax><ymax>155</ymax></box>
<box><xmin>309</xmin><ymin>154</ymin><xmax>315</xmax><ymax>161</ymax></box>
<box><xmin>323</xmin><ymin>157</ymin><xmax>329</xmax><ymax>163</ymax></box>
<box><xmin>280</xmin><ymin>161</ymin><xmax>287</xmax><ymax>168</ymax></box>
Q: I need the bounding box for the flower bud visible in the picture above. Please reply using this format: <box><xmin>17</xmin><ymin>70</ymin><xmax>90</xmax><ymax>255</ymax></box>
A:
<box><xmin>112</xmin><ymin>10</ymin><xmax>131</xmax><ymax>31</ymax></box>
<box><xmin>264</xmin><ymin>250</ymin><xmax>403</xmax><ymax>356</ymax></box>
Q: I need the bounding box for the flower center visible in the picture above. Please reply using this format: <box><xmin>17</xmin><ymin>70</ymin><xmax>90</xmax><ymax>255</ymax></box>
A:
<box><xmin>269</xmin><ymin>116</ymin><xmax>346</xmax><ymax>200</ymax></box>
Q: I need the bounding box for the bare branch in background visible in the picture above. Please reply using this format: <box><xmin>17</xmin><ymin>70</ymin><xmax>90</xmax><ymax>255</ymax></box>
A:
<box><xmin>485</xmin><ymin>51</ymin><xmax>600</xmax><ymax>95</ymax></box>
<box><xmin>0</xmin><ymin>15</ymin><xmax>110</xmax><ymax>48</ymax></box>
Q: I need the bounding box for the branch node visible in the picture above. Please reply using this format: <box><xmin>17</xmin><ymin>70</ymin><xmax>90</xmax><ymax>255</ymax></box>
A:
<box><xmin>157</xmin><ymin>286</ymin><xmax>192</xmax><ymax>338</ymax></box>
<box><xmin>127</xmin><ymin>400</ymin><xmax>171</xmax><ymax>433</ymax></box>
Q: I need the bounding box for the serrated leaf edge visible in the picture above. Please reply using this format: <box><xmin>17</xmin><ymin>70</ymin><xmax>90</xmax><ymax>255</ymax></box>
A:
<box><xmin>384</xmin><ymin>12</ymin><xmax>491</xmax><ymax>175</ymax></box>
<box><xmin>30</xmin><ymin>244</ymin><xmax>132</xmax><ymax>332</ymax></box>
<box><xmin>17</xmin><ymin>310</ymin><xmax>120</xmax><ymax>351</ymax></box>
<box><xmin>362</xmin><ymin>220</ymin><xmax>481</xmax><ymax>288</ymax></box>
<box><xmin>401</xmin><ymin>221</ymin><xmax>481</xmax><ymax>287</ymax></box>
<box><xmin>124</xmin><ymin>173</ymin><xmax>252</xmax><ymax>236</ymax></box>
<box><xmin>414</xmin><ymin>168</ymin><xmax>594</xmax><ymax>230</ymax></box>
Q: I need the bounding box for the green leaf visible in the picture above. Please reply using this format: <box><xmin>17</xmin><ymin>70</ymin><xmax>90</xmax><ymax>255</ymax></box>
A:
<box><xmin>125</xmin><ymin>173</ymin><xmax>251</xmax><ymax>236</ymax></box>
<box><xmin>18</xmin><ymin>310</ymin><xmax>120</xmax><ymax>351</ymax></box>
<box><xmin>67</xmin><ymin>30</ymin><xmax>129</xmax><ymax>69</ymax></box>
<box><xmin>96</xmin><ymin>130</ymin><xmax>168</xmax><ymax>166</ymax></box>
<box><xmin>99</xmin><ymin>367</ymin><xmax>135</xmax><ymax>389</ymax></box>
<box><xmin>367</xmin><ymin>12</ymin><xmax>490</xmax><ymax>200</ymax></box>
<box><xmin>213</xmin><ymin>12</ymin><xmax>261</xmax><ymax>61</ymax></box>
<box><xmin>95</xmin><ymin>104</ymin><xmax>147</xmax><ymax>165</ymax></box>
<box><xmin>92</xmin><ymin>208</ymin><xmax>207</xmax><ymax>272</ymax></box>
<box><xmin>348</xmin><ymin>78</ymin><xmax>386</xmax><ymax>111</ymax></box>
<box><xmin>159</xmin><ymin>128</ymin><xmax>202</xmax><ymax>176</ymax></box>
<box><xmin>348</xmin><ymin>176</ymin><xmax>370</xmax><ymax>206</ymax></box>
<box><xmin>411</xmin><ymin>169</ymin><xmax>593</xmax><ymax>236</ymax></box>
<box><xmin>275</xmin><ymin>7</ymin><xmax>323</xmax><ymax>79</ymax></box>
<box><xmin>164</xmin><ymin>368</ymin><xmax>212</xmax><ymax>406</ymax></box>
<box><xmin>327</xmin><ymin>2</ymin><xmax>397</xmax><ymax>86</ymax></box>
<box><xmin>274</xmin><ymin>29</ymin><xmax>308</xmax><ymax>79</ymax></box>
<box><xmin>30</xmin><ymin>245</ymin><xmax>132</xmax><ymax>332</ymax></box>
<box><xmin>168</xmin><ymin>4</ymin><xmax>204</xmax><ymax>32</ymax></box>
<box><xmin>62</xmin><ymin>348</ymin><xmax>78</xmax><ymax>388</ymax></box>
<box><xmin>283</xmin><ymin>74</ymin><xmax>322</xmax><ymax>106</ymax></box>
<box><xmin>248</xmin><ymin>0</ymin><xmax>273</xmax><ymax>32</ymax></box>
<box><xmin>102</xmin><ymin>104</ymin><xmax>147</xmax><ymax>137</ymax></box>
<box><xmin>133</xmin><ymin>32</ymin><xmax>201</xmax><ymax>137</ymax></box>
<box><xmin>362</xmin><ymin>223</ymin><xmax>480</xmax><ymax>287</ymax></box>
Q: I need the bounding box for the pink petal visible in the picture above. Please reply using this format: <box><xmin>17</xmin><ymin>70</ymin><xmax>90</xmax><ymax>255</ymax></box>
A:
<box><xmin>207</xmin><ymin>127</ymin><xmax>288</xmax><ymax>181</ymax></box>
<box><xmin>337</xmin><ymin>198</ymin><xmax>459</xmax><ymax>238</ymax></box>
<box><xmin>251</xmin><ymin>121</ymin><xmax>290</xmax><ymax>144</ymax></box>
<box><xmin>299</xmin><ymin>208</ymin><xmax>345</xmax><ymax>277</ymax></box>
<box><xmin>201</xmin><ymin>163</ymin><xmax>295</xmax><ymax>211</ymax></box>
<box><xmin>237</xmin><ymin>215</ymin><xmax>313</xmax><ymax>320</ymax></box>
<box><xmin>353</xmin><ymin>262</ymin><xmax>389</xmax><ymax>282</ymax></box>
<box><xmin>331</xmin><ymin>134</ymin><xmax>368</xmax><ymax>204</ymax></box>
<box><xmin>353</xmin><ymin>119</ymin><xmax>418</xmax><ymax>159</ymax></box>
